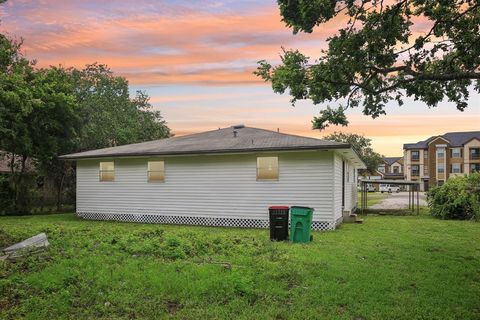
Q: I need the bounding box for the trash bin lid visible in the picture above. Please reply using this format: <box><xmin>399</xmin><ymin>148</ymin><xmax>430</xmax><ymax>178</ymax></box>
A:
<box><xmin>291</xmin><ymin>206</ymin><xmax>314</xmax><ymax>210</ymax></box>
<box><xmin>269</xmin><ymin>206</ymin><xmax>289</xmax><ymax>210</ymax></box>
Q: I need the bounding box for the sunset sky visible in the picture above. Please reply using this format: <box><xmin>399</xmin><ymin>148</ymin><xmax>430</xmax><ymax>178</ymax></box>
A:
<box><xmin>1</xmin><ymin>0</ymin><xmax>479</xmax><ymax>156</ymax></box>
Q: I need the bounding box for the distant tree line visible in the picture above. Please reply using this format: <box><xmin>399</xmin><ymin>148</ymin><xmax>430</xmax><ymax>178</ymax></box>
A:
<box><xmin>323</xmin><ymin>132</ymin><xmax>384</xmax><ymax>175</ymax></box>
<box><xmin>0</xmin><ymin>34</ymin><xmax>171</xmax><ymax>214</ymax></box>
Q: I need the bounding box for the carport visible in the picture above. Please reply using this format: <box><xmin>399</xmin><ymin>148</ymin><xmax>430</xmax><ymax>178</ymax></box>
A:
<box><xmin>359</xmin><ymin>179</ymin><xmax>421</xmax><ymax>214</ymax></box>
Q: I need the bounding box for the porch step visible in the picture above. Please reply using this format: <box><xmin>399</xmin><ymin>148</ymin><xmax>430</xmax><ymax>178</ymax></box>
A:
<box><xmin>354</xmin><ymin>218</ymin><xmax>364</xmax><ymax>224</ymax></box>
<box><xmin>344</xmin><ymin>213</ymin><xmax>362</xmax><ymax>223</ymax></box>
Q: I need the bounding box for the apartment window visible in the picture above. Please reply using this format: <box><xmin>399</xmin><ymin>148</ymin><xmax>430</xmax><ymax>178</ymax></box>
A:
<box><xmin>411</xmin><ymin>165</ymin><xmax>419</xmax><ymax>176</ymax></box>
<box><xmin>257</xmin><ymin>156</ymin><xmax>279</xmax><ymax>180</ymax></box>
<box><xmin>436</xmin><ymin>148</ymin><xmax>445</xmax><ymax>159</ymax></box>
<box><xmin>378</xmin><ymin>165</ymin><xmax>385</xmax><ymax>173</ymax></box>
<box><xmin>438</xmin><ymin>163</ymin><xmax>445</xmax><ymax>173</ymax></box>
<box><xmin>437</xmin><ymin>180</ymin><xmax>444</xmax><ymax>186</ymax></box>
<box><xmin>393</xmin><ymin>166</ymin><xmax>399</xmax><ymax>174</ymax></box>
<box><xmin>99</xmin><ymin>161</ymin><xmax>114</xmax><ymax>181</ymax></box>
<box><xmin>471</xmin><ymin>148</ymin><xmax>480</xmax><ymax>160</ymax></box>
<box><xmin>411</xmin><ymin>151</ymin><xmax>420</xmax><ymax>161</ymax></box>
<box><xmin>472</xmin><ymin>164</ymin><xmax>480</xmax><ymax>173</ymax></box>
<box><xmin>451</xmin><ymin>148</ymin><xmax>461</xmax><ymax>158</ymax></box>
<box><xmin>148</xmin><ymin>161</ymin><xmax>165</xmax><ymax>182</ymax></box>
<box><xmin>451</xmin><ymin>163</ymin><xmax>462</xmax><ymax>174</ymax></box>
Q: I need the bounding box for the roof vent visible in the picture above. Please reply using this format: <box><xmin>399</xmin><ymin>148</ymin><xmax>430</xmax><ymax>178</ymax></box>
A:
<box><xmin>232</xmin><ymin>124</ymin><xmax>245</xmax><ymax>129</ymax></box>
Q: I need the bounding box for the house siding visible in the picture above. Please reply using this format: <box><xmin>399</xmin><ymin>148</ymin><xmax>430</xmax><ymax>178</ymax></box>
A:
<box><xmin>77</xmin><ymin>151</ymin><xmax>343</xmax><ymax>229</ymax></box>
<box><xmin>332</xmin><ymin>153</ymin><xmax>358</xmax><ymax>223</ymax></box>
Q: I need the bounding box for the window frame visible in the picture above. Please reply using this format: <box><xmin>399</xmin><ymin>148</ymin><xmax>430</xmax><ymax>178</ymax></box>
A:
<box><xmin>471</xmin><ymin>148</ymin><xmax>480</xmax><ymax>160</ymax></box>
<box><xmin>256</xmin><ymin>156</ymin><xmax>279</xmax><ymax>181</ymax></box>
<box><xmin>451</xmin><ymin>148</ymin><xmax>461</xmax><ymax>158</ymax></box>
<box><xmin>147</xmin><ymin>160</ymin><xmax>165</xmax><ymax>182</ymax></box>
<box><xmin>472</xmin><ymin>163</ymin><xmax>480</xmax><ymax>173</ymax></box>
<box><xmin>438</xmin><ymin>163</ymin><xmax>445</xmax><ymax>173</ymax></box>
<box><xmin>436</xmin><ymin>148</ymin><xmax>445</xmax><ymax>159</ymax></box>
<box><xmin>411</xmin><ymin>164</ymin><xmax>420</xmax><ymax>176</ymax></box>
<box><xmin>411</xmin><ymin>150</ymin><xmax>420</xmax><ymax>161</ymax></box>
<box><xmin>99</xmin><ymin>161</ymin><xmax>115</xmax><ymax>182</ymax></box>
<box><xmin>451</xmin><ymin>163</ymin><xmax>461</xmax><ymax>174</ymax></box>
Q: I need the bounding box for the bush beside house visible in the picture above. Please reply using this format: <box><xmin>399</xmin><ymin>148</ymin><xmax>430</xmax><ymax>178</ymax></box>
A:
<box><xmin>427</xmin><ymin>173</ymin><xmax>480</xmax><ymax>220</ymax></box>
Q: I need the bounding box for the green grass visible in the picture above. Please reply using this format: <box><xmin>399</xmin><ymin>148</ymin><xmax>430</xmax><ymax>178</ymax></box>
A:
<box><xmin>1</xmin><ymin>213</ymin><xmax>479</xmax><ymax>320</ymax></box>
<box><xmin>357</xmin><ymin>191</ymin><xmax>389</xmax><ymax>207</ymax></box>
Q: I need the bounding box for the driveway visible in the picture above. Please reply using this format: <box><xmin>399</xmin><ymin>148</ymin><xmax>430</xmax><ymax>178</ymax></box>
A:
<box><xmin>369</xmin><ymin>192</ymin><xmax>427</xmax><ymax>210</ymax></box>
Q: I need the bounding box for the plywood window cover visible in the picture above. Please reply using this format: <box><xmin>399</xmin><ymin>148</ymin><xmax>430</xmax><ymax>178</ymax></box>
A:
<box><xmin>99</xmin><ymin>161</ymin><xmax>114</xmax><ymax>181</ymax></box>
<box><xmin>257</xmin><ymin>156</ymin><xmax>279</xmax><ymax>180</ymax></box>
<box><xmin>148</xmin><ymin>161</ymin><xmax>165</xmax><ymax>182</ymax></box>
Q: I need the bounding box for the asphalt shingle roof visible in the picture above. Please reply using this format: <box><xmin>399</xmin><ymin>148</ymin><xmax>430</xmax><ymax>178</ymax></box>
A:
<box><xmin>60</xmin><ymin>126</ymin><xmax>353</xmax><ymax>160</ymax></box>
<box><xmin>384</xmin><ymin>156</ymin><xmax>403</xmax><ymax>165</ymax></box>
<box><xmin>403</xmin><ymin>131</ymin><xmax>480</xmax><ymax>149</ymax></box>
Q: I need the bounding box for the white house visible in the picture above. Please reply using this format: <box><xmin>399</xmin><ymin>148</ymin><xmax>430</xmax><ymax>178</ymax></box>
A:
<box><xmin>61</xmin><ymin>125</ymin><xmax>365</xmax><ymax>231</ymax></box>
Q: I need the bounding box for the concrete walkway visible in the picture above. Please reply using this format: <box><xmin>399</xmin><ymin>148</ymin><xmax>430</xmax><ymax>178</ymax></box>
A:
<box><xmin>370</xmin><ymin>192</ymin><xmax>427</xmax><ymax>210</ymax></box>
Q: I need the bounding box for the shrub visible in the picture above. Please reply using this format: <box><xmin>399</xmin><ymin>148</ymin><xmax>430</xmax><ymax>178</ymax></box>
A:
<box><xmin>0</xmin><ymin>175</ymin><xmax>15</xmax><ymax>215</ymax></box>
<box><xmin>427</xmin><ymin>173</ymin><xmax>480</xmax><ymax>220</ymax></box>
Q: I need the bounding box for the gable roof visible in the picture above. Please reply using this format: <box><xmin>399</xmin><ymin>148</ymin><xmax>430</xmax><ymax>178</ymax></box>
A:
<box><xmin>384</xmin><ymin>156</ymin><xmax>403</xmax><ymax>165</ymax></box>
<box><xmin>404</xmin><ymin>131</ymin><xmax>480</xmax><ymax>149</ymax></box>
<box><xmin>60</xmin><ymin>126</ymin><xmax>366</xmax><ymax>168</ymax></box>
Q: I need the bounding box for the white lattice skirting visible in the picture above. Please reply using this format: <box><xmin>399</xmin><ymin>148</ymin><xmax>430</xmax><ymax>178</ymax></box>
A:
<box><xmin>77</xmin><ymin>212</ymin><xmax>336</xmax><ymax>231</ymax></box>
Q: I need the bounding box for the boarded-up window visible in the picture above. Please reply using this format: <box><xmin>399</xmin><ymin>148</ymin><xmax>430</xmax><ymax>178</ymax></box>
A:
<box><xmin>148</xmin><ymin>161</ymin><xmax>165</xmax><ymax>182</ymax></box>
<box><xmin>99</xmin><ymin>161</ymin><xmax>114</xmax><ymax>181</ymax></box>
<box><xmin>257</xmin><ymin>157</ymin><xmax>278</xmax><ymax>180</ymax></box>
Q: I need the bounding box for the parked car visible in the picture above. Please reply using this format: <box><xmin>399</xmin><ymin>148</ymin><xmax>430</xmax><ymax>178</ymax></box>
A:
<box><xmin>366</xmin><ymin>184</ymin><xmax>376</xmax><ymax>192</ymax></box>
<box><xmin>380</xmin><ymin>184</ymin><xmax>400</xmax><ymax>193</ymax></box>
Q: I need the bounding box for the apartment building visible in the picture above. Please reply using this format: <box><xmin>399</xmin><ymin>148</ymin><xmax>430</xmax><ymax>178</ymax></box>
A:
<box><xmin>378</xmin><ymin>156</ymin><xmax>404</xmax><ymax>179</ymax></box>
<box><xmin>403</xmin><ymin>131</ymin><xmax>480</xmax><ymax>191</ymax></box>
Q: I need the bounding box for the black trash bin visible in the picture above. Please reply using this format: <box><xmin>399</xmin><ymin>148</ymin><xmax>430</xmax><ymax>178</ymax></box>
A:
<box><xmin>268</xmin><ymin>206</ymin><xmax>289</xmax><ymax>241</ymax></box>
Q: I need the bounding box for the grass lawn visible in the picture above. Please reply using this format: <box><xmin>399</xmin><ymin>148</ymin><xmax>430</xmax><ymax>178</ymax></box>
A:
<box><xmin>357</xmin><ymin>191</ymin><xmax>389</xmax><ymax>207</ymax></box>
<box><xmin>1</xmin><ymin>213</ymin><xmax>479</xmax><ymax>319</ymax></box>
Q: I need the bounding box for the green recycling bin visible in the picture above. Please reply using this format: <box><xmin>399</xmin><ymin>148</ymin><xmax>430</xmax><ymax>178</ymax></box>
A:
<box><xmin>290</xmin><ymin>206</ymin><xmax>314</xmax><ymax>243</ymax></box>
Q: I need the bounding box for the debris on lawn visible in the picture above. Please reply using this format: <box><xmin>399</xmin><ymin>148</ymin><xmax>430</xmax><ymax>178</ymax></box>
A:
<box><xmin>1</xmin><ymin>233</ymin><xmax>49</xmax><ymax>260</ymax></box>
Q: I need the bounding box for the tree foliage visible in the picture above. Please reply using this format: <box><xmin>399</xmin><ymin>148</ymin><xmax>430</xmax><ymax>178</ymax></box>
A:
<box><xmin>0</xmin><ymin>35</ymin><xmax>79</xmax><ymax>212</ymax></box>
<box><xmin>0</xmin><ymin>32</ymin><xmax>171</xmax><ymax>214</ymax></box>
<box><xmin>69</xmin><ymin>63</ymin><xmax>170</xmax><ymax>151</ymax></box>
<box><xmin>323</xmin><ymin>131</ymin><xmax>383</xmax><ymax>174</ymax></box>
<box><xmin>256</xmin><ymin>0</ymin><xmax>480</xmax><ymax>129</ymax></box>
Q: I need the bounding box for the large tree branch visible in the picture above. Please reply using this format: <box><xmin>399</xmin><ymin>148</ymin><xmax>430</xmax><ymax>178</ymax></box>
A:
<box><xmin>394</xmin><ymin>3</ymin><xmax>480</xmax><ymax>55</ymax></box>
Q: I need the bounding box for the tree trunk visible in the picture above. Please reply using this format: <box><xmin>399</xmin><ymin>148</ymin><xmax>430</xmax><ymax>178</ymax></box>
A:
<box><xmin>17</xmin><ymin>154</ymin><xmax>28</xmax><ymax>214</ymax></box>
<box><xmin>9</xmin><ymin>152</ymin><xmax>18</xmax><ymax>212</ymax></box>
<box><xmin>56</xmin><ymin>164</ymin><xmax>66</xmax><ymax>213</ymax></box>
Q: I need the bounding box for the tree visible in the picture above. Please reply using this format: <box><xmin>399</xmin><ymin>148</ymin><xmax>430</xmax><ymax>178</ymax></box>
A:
<box><xmin>0</xmin><ymin>35</ymin><xmax>79</xmax><ymax>212</ymax></box>
<box><xmin>69</xmin><ymin>63</ymin><xmax>171</xmax><ymax>151</ymax></box>
<box><xmin>0</xmin><ymin>33</ymin><xmax>171</xmax><ymax>214</ymax></box>
<box><xmin>31</xmin><ymin>67</ymin><xmax>79</xmax><ymax>211</ymax></box>
<box><xmin>256</xmin><ymin>0</ymin><xmax>480</xmax><ymax>130</ymax></box>
<box><xmin>323</xmin><ymin>132</ymin><xmax>383</xmax><ymax>174</ymax></box>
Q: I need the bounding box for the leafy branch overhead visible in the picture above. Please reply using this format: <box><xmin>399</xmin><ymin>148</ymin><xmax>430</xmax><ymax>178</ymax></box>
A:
<box><xmin>255</xmin><ymin>0</ymin><xmax>480</xmax><ymax>130</ymax></box>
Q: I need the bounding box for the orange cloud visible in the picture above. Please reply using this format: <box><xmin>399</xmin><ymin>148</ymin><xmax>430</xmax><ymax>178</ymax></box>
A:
<box><xmin>0</xmin><ymin>1</ymin><xmax>341</xmax><ymax>85</ymax></box>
